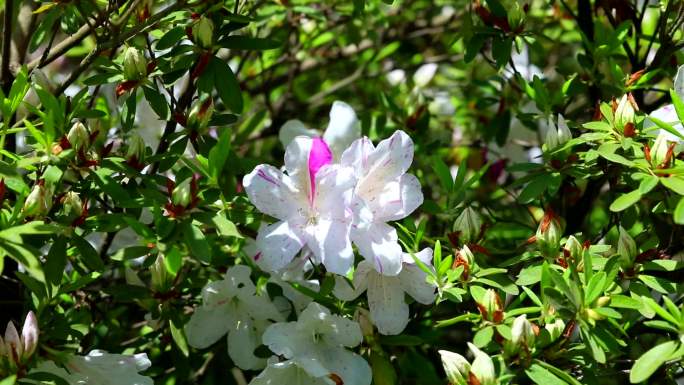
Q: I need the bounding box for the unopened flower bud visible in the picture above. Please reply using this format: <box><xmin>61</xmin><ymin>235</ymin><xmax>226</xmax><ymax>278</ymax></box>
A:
<box><xmin>617</xmin><ymin>227</ymin><xmax>637</xmax><ymax>268</ymax></box>
<box><xmin>469</xmin><ymin>343</ymin><xmax>496</xmax><ymax>385</ymax></box>
<box><xmin>596</xmin><ymin>296</ymin><xmax>611</xmax><ymax>307</ymax></box>
<box><xmin>355</xmin><ymin>308</ymin><xmax>374</xmax><ymax>338</ymax></box>
<box><xmin>23</xmin><ymin>184</ymin><xmax>52</xmax><ymax>217</ymax></box>
<box><xmin>650</xmin><ymin>132</ymin><xmax>671</xmax><ymax>168</ymax></box>
<box><xmin>453</xmin><ymin>207</ymin><xmax>482</xmax><ymax>245</ymax></box>
<box><xmin>585</xmin><ymin>308</ymin><xmax>605</xmax><ymax>321</ymax></box>
<box><xmin>439</xmin><ymin>350</ymin><xmax>470</xmax><ymax>385</ymax></box>
<box><xmin>536</xmin><ymin>210</ymin><xmax>563</xmax><ymax>259</ymax></box>
<box><xmin>62</xmin><ymin>191</ymin><xmax>83</xmax><ymax>218</ymax></box>
<box><xmin>192</xmin><ymin>16</ymin><xmax>214</xmax><ymax>49</ymax></box>
<box><xmin>615</xmin><ymin>94</ymin><xmax>636</xmax><ymax>132</ymax></box>
<box><xmin>126</xmin><ymin>133</ymin><xmax>146</xmax><ymax>164</ymax></box>
<box><xmin>479</xmin><ymin>289</ymin><xmax>503</xmax><ymax>322</ymax></box>
<box><xmin>67</xmin><ymin>121</ymin><xmax>90</xmax><ymax>151</ymax></box>
<box><xmin>172</xmin><ymin>178</ymin><xmax>192</xmax><ymax>208</ymax></box>
<box><xmin>507</xmin><ymin>1</ymin><xmax>526</xmax><ymax>31</ymax></box>
<box><xmin>4</xmin><ymin>321</ymin><xmax>22</xmax><ymax>362</ymax></box>
<box><xmin>122</xmin><ymin>46</ymin><xmax>148</xmax><ymax>81</ymax></box>
<box><xmin>564</xmin><ymin>235</ymin><xmax>583</xmax><ymax>261</ymax></box>
<box><xmin>187</xmin><ymin>96</ymin><xmax>214</xmax><ymax>132</ymax></box>
<box><xmin>150</xmin><ymin>254</ymin><xmax>170</xmax><ymax>292</ymax></box>
<box><xmin>21</xmin><ymin>312</ymin><xmax>38</xmax><ymax>360</ymax></box>
<box><xmin>556</xmin><ymin>114</ymin><xmax>572</xmax><ymax>145</ymax></box>
<box><xmin>511</xmin><ymin>315</ymin><xmax>535</xmax><ymax>349</ymax></box>
<box><xmin>544</xmin><ymin>318</ymin><xmax>565</xmax><ymax>342</ymax></box>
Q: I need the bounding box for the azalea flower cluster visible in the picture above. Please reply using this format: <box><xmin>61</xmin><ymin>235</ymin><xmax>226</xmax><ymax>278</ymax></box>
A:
<box><xmin>184</xmin><ymin>102</ymin><xmax>436</xmax><ymax>385</ymax></box>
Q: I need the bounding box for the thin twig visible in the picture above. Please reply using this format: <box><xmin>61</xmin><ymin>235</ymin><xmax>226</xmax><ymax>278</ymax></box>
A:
<box><xmin>1</xmin><ymin>0</ymin><xmax>14</xmax><ymax>92</ymax></box>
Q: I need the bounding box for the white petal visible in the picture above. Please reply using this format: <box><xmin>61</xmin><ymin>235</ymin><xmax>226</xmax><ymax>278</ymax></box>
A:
<box><xmin>340</xmin><ymin>137</ymin><xmax>375</xmax><ymax>178</ymax></box>
<box><xmin>242</xmin><ymin>293</ymin><xmax>286</xmax><ymax>323</ymax></box>
<box><xmin>366</xmin><ymin>272</ymin><xmax>409</xmax><ymax>335</ymax></box>
<box><xmin>243</xmin><ymin>165</ymin><xmax>301</xmax><ymax>220</ymax></box>
<box><xmin>185</xmin><ymin>304</ymin><xmax>232</xmax><ymax>349</ymax></box>
<box><xmin>4</xmin><ymin>321</ymin><xmax>22</xmax><ymax>358</ymax></box>
<box><xmin>351</xmin><ymin>222</ymin><xmax>403</xmax><ymax>276</ymax></box>
<box><xmin>374</xmin><ymin>173</ymin><xmax>423</xmax><ymax>221</ymax></box>
<box><xmin>323</xmin><ymin>101</ymin><xmax>361</xmax><ymax>160</ymax></box>
<box><xmin>332</xmin><ymin>275</ymin><xmax>359</xmax><ymax>301</ymax></box>
<box><xmin>224</xmin><ymin>265</ymin><xmax>257</xmax><ymax>298</ymax></box>
<box><xmin>675</xmin><ymin>64</ymin><xmax>684</xmax><ymax>101</ymax></box>
<box><xmin>314</xmin><ymin>165</ymin><xmax>356</xmax><ymax>220</ymax></box>
<box><xmin>402</xmin><ymin>247</ymin><xmax>433</xmax><ymax>265</ymax></box>
<box><xmin>307</xmin><ymin>218</ymin><xmax>354</xmax><ymax>276</ymax></box>
<box><xmin>400</xmin><ymin>265</ymin><xmax>437</xmax><ymax>305</ymax></box>
<box><xmin>357</xmin><ymin>131</ymin><xmax>414</xmax><ymax>199</ymax></box>
<box><xmin>228</xmin><ymin>317</ymin><xmax>267</xmax><ymax>370</ymax></box>
<box><xmin>314</xmin><ymin>347</ymin><xmax>372</xmax><ymax>385</ymax></box>
<box><xmin>284</xmin><ymin>136</ymin><xmax>313</xmax><ymax>193</ymax></box>
<box><xmin>295</xmin><ymin>303</ymin><xmax>363</xmax><ymax>348</ymax></box>
<box><xmin>249</xmin><ymin>360</ymin><xmax>333</xmax><ymax>385</ymax></box>
<box><xmin>279</xmin><ymin>120</ymin><xmax>320</xmax><ymax>148</ymax></box>
<box><xmin>262</xmin><ymin>322</ymin><xmax>311</xmax><ymax>360</ymax></box>
<box><xmin>21</xmin><ymin>311</ymin><xmax>38</xmax><ymax>358</ymax></box>
<box><xmin>256</xmin><ymin>221</ymin><xmax>305</xmax><ymax>272</ymax></box>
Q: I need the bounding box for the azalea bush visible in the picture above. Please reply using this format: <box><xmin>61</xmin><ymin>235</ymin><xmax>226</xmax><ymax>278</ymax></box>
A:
<box><xmin>2</xmin><ymin>0</ymin><xmax>684</xmax><ymax>384</ymax></box>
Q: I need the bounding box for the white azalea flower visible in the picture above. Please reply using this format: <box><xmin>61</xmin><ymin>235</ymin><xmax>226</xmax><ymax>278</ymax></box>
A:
<box><xmin>386</xmin><ymin>69</ymin><xmax>406</xmax><ymax>86</ymax></box>
<box><xmin>278</xmin><ymin>101</ymin><xmax>361</xmax><ymax>160</ymax></box>
<box><xmin>243</xmin><ymin>137</ymin><xmax>357</xmax><ymax>275</ymax></box>
<box><xmin>645</xmin><ymin>65</ymin><xmax>684</xmax><ymax>141</ymax></box>
<box><xmin>334</xmin><ymin>248</ymin><xmax>437</xmax><ymax>335</ymax></box>
<box><xmin>340</xmin><ymin>131</ymin><xmax>424</xmax><ymax>276</ymax></box>
<box><xmin>249</xmin><ymin>360</ymin><xmax>335</xmax><ymax>385</ymax></box>
<box><xmin>413</xmin><ymin>63</ymin><xmax>438</xmax><ymax>87</ymax></box>
<box><xmin>262</xmin><ymin>302</ymin><xmax>372</xmax><ymax>385</ymax></box>
<box><xmin>185</xmin><ymin>265</ymin><xmax>284</xmax><ymax>370</ymax></box>
<box><xmin>31</xmin><ymin>350</ymin><xmax>152</xmax><ymax>385</ymax></box>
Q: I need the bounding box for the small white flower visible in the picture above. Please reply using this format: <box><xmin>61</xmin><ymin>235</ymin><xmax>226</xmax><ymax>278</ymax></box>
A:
<box><xmin>341</xmin><ymin>131</ymin><xmax>424</xmax><ymax>276</ymax></box>
<box><xmin>334</xmin><ymin>249</ymin><xmax>436</xmax><ymax>335</ymax></box>
<box><xmin>185</xmin><ymin>265</ymin><xmax>284</xmax><ymax>370</ymax></box>
<box><xmin>244</xmin><ymin>135</ymin><xmax>357</xmax><ymax>275</ymax></box>
<box><xmin>413</xmin><ymin>63</ymin><xmax>438</xmax><ymax>87</ymax></box>
<box><xmin>31</xmin><ymin>350</ymin><xmax>152</xmax><ymax>385</ymax></box>
<box><xmin>278</xmin><ymin>101</ymin><xmax>361</xmax><ymax>160</ymax></box>
<box><xmin>439</xmin><ymin>350</ymin><xmax>470</xmax><ymax>385</ymax></box>
<box><xmin>249</xmin><ymin>360</ymin><xmax>335</xmax><ymax>385</ymax></box>
<box><xmin>386</xmin><ymin>69</ymin><xmax>406</xmax><ymax>86</ymax></box>
<box><xmin>262</xmin><ymin>302</ymin><xmax>371</xmax><ymax>385</ymax></box>
<box><xmin>0</xmin><ymin>311</ymin><xmax>39</xmax><ymax>364</ymax></box>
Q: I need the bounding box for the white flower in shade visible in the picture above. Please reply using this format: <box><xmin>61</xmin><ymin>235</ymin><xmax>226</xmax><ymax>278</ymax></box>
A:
<box><xmin>437</xmin><ymin>344</ymin><xmax>496</xmax><ymax>385</ymax></box>
<box><xmin>243</xmin><ymin>137</ymin><xmax>356</xmax><ymax>275</ymax></box>
<box><xmin>262</xmin><ymin>302</ymin><xmax>371</xmax><ymax>385</ymax></box>
<box><xmin>334</xmin><ymin>249</ymin><xmax>436</xmax><ymax>335</ymax></box>
<box><xmin>31</xmin><ymin>350</ymin><xmax>152</xmax><ymax>385</ymax></box>
<box><xmin>386</xmin><ymin>69</ymin><xmax>406</xmax><ymax>86</ymax></box>
<box><xmin>185</xmin><ymin>265</ymin><xmax>284</xmax><ymax>370</ymax></box>
<box><xmin>340</xmin><ymin>131</ymin><xmax>424</xmax><ymax>276</ymax></box>
<box><xmin>0</xmin><ymin>311</ymin><xmax>39</xmax><ymax>364</ymax></box>
<box><xmin>646</xmin><ymin>63</ymin><xmax>683</xmax><ymax>142</ymax></box>
<box><xmin>249</xmin><ymin>360</ymin><xmax>335</xmax><ymax>385</ymax></box>
<box><xmin>544</xmin><ymin>114</ymin><xmax>572</xmax><ymax>150</ymax></box>
<box><xmin>278</xmin><ymin>101</ymin><xmax>361</xmax><ymax>160</ymax></box>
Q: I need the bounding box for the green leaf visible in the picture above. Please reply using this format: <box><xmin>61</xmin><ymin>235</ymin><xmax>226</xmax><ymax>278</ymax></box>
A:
<box><xmin>170</xmin><ymin>319</ymin><xmax>190</xmax><ymax>357</ymax></box>
<box><xmin>526</xmin><ymin>363</ymin><xmax>568</xmax><ymax>385</ymax></box>
<box><xmin>143</xmin><ymin>86</ymin><xmax>170</xmax><ymax>120</ymax></box>
<box><xmin>164</xmin><ymin>246</ymin><xmax>183</xmax><ymax>276</ymax></box>
<box><xmin>370</xmin><ymin>351</ymin><xmax>397</xmax><ymax>385</ymax></box>
<box><xmin>660</xmin><ymin>176</ymin><xmax>684</xmax><ymax>195</ymax></box>
<box><xmin>674</xmin><ymin>196</ymin><xmax>684</xmax><ymax>224</ymax></box>
<box><xmin>184</xmin><ymin>222</ymin><xmax>212</xmax><ymax>263</ymax></box>
<box><xmin>519</xmin><ymin>176</ymin><xmax>548</xmax><ymax>204</ymax></box>
<box><xmin>212</xmin><ymin>56</ymin><xmax>243</xmax><ymax>113</ymax></box>
<box><xmin>207</xmin><ymin>128</ymin><xmax>232</xmax><ymax>183</ymax></box>
<box><xmin>431</xmin><ymin>156</ymin><xmax>453</xmax><ymax>193</ymax></box>
<box><xmin>156</xmin><ymin>27</ymin><xmax>186</xmax><ymax>50</ymax></box>
<box><xmin>72</xmin><ymin>235</ymin><xmax>105</xmax><ymax>271</ymax></box>
<box><xmin>638</xmin><ymin>175</ymin><xmax>659</xmax><ymax>194</ymax></box>
<box><xmin>212</xmin><ymin>213</ymin><xmax>242</xmax><ymax>238</ymax></box>
<box><xmin>670</xmin><ymin>88</ymin><xmax>684</xmax><ymax>124</ymax></box>
<box><xmin>609</xmin><ymin>190</ymin><xmax>642</xmax><ymax>212</ymax></box>
<box><xmin>597</xmin><ymin>143</ymin><xmax>634</xmax><ymax>166</ymax></box>
<box><xmin>0</xmin><ymin>375</ymin><xmax>15</xmax><ymax>385</ymax></box>
<box><xmin>630</xmin><ymin>341</ymin><xmax>680</xmax><ymax>383</ymax></box>
<box><xmin>45</xmin><ymin>236</ymin><xmax>68</xmax><ymax>286</ymax></box>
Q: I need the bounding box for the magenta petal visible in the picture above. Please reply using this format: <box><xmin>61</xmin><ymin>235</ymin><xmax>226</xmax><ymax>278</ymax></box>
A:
<box><xmin>308</xmin><ymin>137</ymin><xmax>333</xmax><ymax>198</ymax></box>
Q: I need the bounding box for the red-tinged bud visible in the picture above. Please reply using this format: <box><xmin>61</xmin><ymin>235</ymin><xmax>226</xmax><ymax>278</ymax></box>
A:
<box><xmin>626</xmin><ymin>69</ymin><xmax>646</xmax><ymax>86</ymax></box>
<box><xmin>116</xmin><ymin>80</ymin><xmax>141</xmax><ymax>97</ymax></box>
<box><xmin>535</xmin><ymin>209</ymin><xmax>563</xmax><ymax>259</ymax></box>
<box><xmin>623</xmin><ymin>122</ymin><xmax>636</xmax><ymax>137</ymax></box>
<box><xmin>477</xmin><ymin>289</ymin><xmax>504</xmax><ymax>323</ymax></box>
<box><xmin>191</xmin><ymin>16</ymin><xmax>214</xmax><ymax>49</ymax></box>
